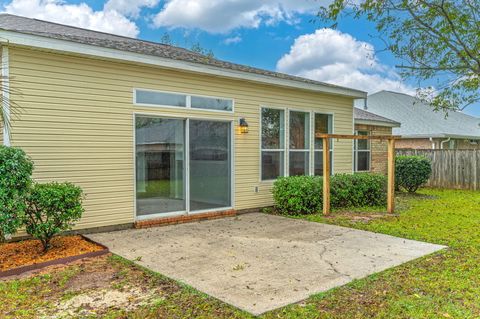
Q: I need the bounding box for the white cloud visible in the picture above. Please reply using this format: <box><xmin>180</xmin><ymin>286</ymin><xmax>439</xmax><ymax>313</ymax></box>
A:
<box><xmin>276</xmin><ymin>29</ymin><xmax>415</xmax><ymax>94</ymax></box>
<box><xmin>3</xmin><ymin>0</ymin><xmax>140</xmax><ymax>37</ymax></box>
<box><xmin>224</xmin><ymin>35</ymin><xmax>242</xmax><ymax>45</ymax></box>
<box><xmin>104</xmin><ymin>0</ymin><xmax>159</xmax><ymax>18</ymax></box>
<box><xmin>153</xmin><ymin>0</ymin><xmax>326</xmax><ymax>33</ymax></box>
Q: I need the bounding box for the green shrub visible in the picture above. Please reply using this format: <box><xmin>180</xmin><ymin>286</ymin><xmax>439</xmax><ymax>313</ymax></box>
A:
<box><xmin>24</xmin><ymin>182</ymin><xmax>84</xmax><ymax>251</ymax></box>
<box><xmin>272</xmin><ymin>176</ymin><xmax>322</xmax><ymax>214</ymax></box>
<box><xmin>0</xmin><ymin>146</ymin><xmax>34</xmax><ymax>242</ymax></box>
<box><xmin>395</xmin><ymin>155</ymin><xmax>432</xmax><ymax>193</ymax></box>
<box><xmin>331</xmin><ymin>173</ymin><xmax>387</xmax><ymax>208</ymax></box>
<box><xmin>272</xmin><ymin>173</ymin><xmax>387</xmax><ymax>214</ymax></box>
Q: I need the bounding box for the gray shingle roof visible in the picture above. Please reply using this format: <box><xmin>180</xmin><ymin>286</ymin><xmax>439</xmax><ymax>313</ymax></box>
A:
<box><xmin>366</xmin><ymin>91</ymin><xmax>480</xmax><ymax>139</ymax></box>
<box><xmin>354</xmin><ymin>107</ymin><xmax>400</xmax><ymax>127</ymax></box>
<box><xmin>0</xmin><ymin>14</ymin><xmax>365</xmax><ymax>97</ymax></box>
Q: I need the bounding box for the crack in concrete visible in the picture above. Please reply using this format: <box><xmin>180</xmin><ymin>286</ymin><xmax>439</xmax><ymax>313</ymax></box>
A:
<box><xmin>316</xmin><ymin>244</ymin><xmax>353</xmax><ymax>280</ymax></box>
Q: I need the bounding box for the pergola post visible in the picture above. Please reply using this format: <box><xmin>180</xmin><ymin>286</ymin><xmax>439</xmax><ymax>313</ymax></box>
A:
<box><xmin>387</xmin><ymin>138</ymin><xmax>396</xmax><ymax>213</ymax></box>
<box><xmin>318</xmin><ymin>133</ymin><xmax>399</xmax><ymax>216</ymax></box>
<box><xmin>322</xmin><ymin>137</ymin><xmax>330</xmax><ymax>215</ymax></box>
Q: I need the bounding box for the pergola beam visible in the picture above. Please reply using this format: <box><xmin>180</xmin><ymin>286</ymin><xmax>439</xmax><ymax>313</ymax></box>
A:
<box><xmin>320</xmin><ymin>134</ymin><xmax>398</xmax><ymax>215</ymax></box>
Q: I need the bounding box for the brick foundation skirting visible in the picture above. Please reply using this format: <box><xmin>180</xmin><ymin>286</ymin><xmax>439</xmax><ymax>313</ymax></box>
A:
<box><xmin>134</xmin><ymin>209</ymin><xmax>237</xmax><ymax>229</ymax></box>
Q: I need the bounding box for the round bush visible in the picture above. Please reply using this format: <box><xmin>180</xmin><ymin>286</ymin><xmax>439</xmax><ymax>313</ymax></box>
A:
<box><xmin>395</xmin><ymin>155</ymin><xmax>432</xmax><ymax>193</ymax></box>
<box><xmin>272</xmin><ymin>176</ymin><xmax>322</xmax><ymax>214</ymax></box>
<box><xmin>24</xmin><ymin>182</ymin><xmax>84</xmax><ymax>251</ymax></box>
<box><xmin>0</xmin><ymin>146</ymin><xmax>34</xmax><ymax>242</ymax></box>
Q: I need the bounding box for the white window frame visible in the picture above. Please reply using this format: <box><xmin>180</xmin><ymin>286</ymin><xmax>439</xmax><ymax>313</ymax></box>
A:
<box><xmin>133</xmin><ymin>88</ymin><xmax>235</xmax><ymax>113</ymax></box>
<box><xmin>354</xmin><ymin>130</ymin><xmax>371</xmax><ymax>172</ymax></box>
<box><xmin>260</xmin><ymin>107</ymin><xmax>287</xmax><ymax>181</ymax></box>
<box><xmin>288</xmin><ymin>110</ymin><xmax>311</xmax><ymax>177</ymax></box>
<box><xmin>313</xmin><ymin>112</ymin><xmax>334</xmax><ymax>177</ymax></box>
<box><xmin>259</xmin><ymin>106</ymin><xmax>335</xmax><ymax>181</ymax></box>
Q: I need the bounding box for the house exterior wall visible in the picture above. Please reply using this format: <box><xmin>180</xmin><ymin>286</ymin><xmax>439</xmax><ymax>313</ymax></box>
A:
<box><xmin>8</xmin><ymin>46</ymin><xmax>355</xmax><ymax>230</ymax></box>
<box><xmin>396</xmin><ymin>138</ymin><xmax>480</xmax><ymax>150</ymax></box>
<box><xmin>354</xmin><ymin>124</ymin><xmax>392</xmax><ymax>174</ymax></box>
<box><xmin>396</xmin><ymin>138</ymin><xmax>434</xmax><ymax>149</ymax></box>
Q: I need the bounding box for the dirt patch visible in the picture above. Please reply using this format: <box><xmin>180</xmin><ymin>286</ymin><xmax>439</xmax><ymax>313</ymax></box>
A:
<box><xmin>44</xmin><ymin>286</ymin><xmax>162</xmax><ymax>318</ymax></box>
<box><xmin>325</xmin><ymin>213</ymin><xmax>399</xmax><ymax>223</ymax></box>
<box><xmin>0</xmin><ymin>236</ymin><xmax>104</xmax><ymax>272</ymax></box>
<box><xmin>64</xmin><ymin>266</ymin><xmax>117</xmax><ymax>291</ymax></box>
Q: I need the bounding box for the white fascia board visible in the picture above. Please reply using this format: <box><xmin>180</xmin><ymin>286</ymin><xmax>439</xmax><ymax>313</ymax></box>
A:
<box><xmin>1</xmin><ymin>45</ymin><xmax>10</xmax><ymax>146</ymax></box>
<box><xmin>354</xmin><ymin>119</ymin><xmax>400</xmax><ymax>128</ymax></box>
<box><xmin>400</xmin><ymin>134</ymin><xmax>480</xmax><ymax>139</ymax></box>
<box><xmin>0</xmin><ymin>30</ymin><xmax>367</xmax><ymax>99</ymax></box>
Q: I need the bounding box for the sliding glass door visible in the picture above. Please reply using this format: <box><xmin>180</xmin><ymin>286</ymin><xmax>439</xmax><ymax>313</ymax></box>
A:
<box><xmin>135</xmin><ymin>116</ymin><xmax>232</xmax><ymax>218</ymax></box>
<box><xmin>135</xmin><ymin>117</ymin><xmax>185</xmax><ymax>216</ymax></box>
<box><xmin>189</xmin><ymin>120</ymin><xmax>231</xmax><ymax>211</ymax></box>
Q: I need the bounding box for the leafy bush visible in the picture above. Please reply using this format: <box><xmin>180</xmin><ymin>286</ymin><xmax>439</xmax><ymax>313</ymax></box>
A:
<box><xmin>24</xmin><ymin>182</ymin><xmax>84</xmax><ymax>251</ymax></box>
<box><xmin>272</xmin><ymin>176</ymin><xmax>323</xmax><ymax>214</ymax></box>
<box><xmin>331</xmin><ymin>173</ymin><xmax>387</xmax><ymax>208</ymax></box>
<box><xmin>395</xmin><ymin>155</ymin><xmax>432</xmax><ymax>193</ymax></box>
<box><xmin>272</xmin><ymin>173</ymin><xmax>387</xmax><ymax>214</ymax></box>
<box><xmin>0</xmin><ymin>146</ymin><xmax>34</xmax><ymax>242</ymax></box>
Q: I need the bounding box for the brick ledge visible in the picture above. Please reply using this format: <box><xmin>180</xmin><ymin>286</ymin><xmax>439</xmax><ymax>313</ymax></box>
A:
<box><xmin>134</xmin><ymin>209</ymin><xmax>236</xmax><ymax>229</ymax></box>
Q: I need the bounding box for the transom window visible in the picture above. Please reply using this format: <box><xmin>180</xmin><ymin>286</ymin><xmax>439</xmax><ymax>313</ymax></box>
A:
<box><xmin>134</xmin><ymin>89</ymin><xmax>233</xmax><ymax>112</ymax></box>
<box><xmin>260</xmin><ymin>107</ymin><xmax>334</xmax><ymax>181</ymax></box>
<box><xmin>354</xmin><ymin>131</ymin><xmax>371</xmax><ymax>172</ymax></box>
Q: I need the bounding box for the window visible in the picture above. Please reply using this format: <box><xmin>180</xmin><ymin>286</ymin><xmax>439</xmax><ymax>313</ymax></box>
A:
<box><xmin>354</xmin><ymin>131</ymin><xmax>370</xmax><ymax>172</ymax></box>
<box><xmin>134</xmin><ymin>89</ymin><xmax>233</xmax><ymax>112</ymax></box>
<box><xmin>135</xmin><ymin>89</ymin><xmax>187</xmax><ymax>107</ymax></box>
<box><xmin>261</xmin><ymin>108</ymin><xmax>285</xmax><ymax>180</ymax></box>
<box><xmin>191</xmin><ymin>96</ymin><xmax>233</xmax><ymax>111</ymax></box>
<box><xmin>314</xmin><ymin>113</ymin><xmax>333</xmax><ymax>176</ymax></box>
<box><xmin>289</xmin><ymin>111</ymin><xmax>310</xmax><ymax>176</ymax></box>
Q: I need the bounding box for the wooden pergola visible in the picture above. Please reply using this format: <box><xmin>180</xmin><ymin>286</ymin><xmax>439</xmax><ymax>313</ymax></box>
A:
<box><xmin>317</xmin><ymin>134</ymin><xmax>401</xmax><ymax>215</ymax></box>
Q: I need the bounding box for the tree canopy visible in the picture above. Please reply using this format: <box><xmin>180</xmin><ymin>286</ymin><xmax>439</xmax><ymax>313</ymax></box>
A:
<box><xmin>319</xmin><ymin>0</ymin><xmax>480</xmax><ymax>112</ymax></box>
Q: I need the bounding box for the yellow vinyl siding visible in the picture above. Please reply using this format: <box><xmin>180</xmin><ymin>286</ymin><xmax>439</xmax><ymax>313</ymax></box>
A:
<box><xmin>8</xmin><ymin>46</ymin><xmax>354</xmax><ymax>230</ymax></box>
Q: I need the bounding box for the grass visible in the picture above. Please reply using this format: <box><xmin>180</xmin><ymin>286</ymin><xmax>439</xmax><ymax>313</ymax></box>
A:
<box><xmin>1</xmin><ymin>188</ymin><xmax>479</xmax><ymax>318</ymax></box>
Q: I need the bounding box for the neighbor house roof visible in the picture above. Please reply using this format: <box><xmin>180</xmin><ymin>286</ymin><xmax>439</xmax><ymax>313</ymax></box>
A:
<box><xmin>0</xmin><ymin>14</ymin><xmax>366</xmax><ymax>98</ymax></box>
<box><xmin>365</xmin><ymin>91</ymin><xmax>480</xmax><ymax>139</ymax></box>
<box><xmin>353</xmin><ymin>107</ymin><xmax>400</xmax><ymax>127</ymax></box>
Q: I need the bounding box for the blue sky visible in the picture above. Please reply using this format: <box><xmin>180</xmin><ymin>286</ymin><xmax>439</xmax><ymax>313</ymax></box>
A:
<box><xmin>2</xmin><ymin>0</ymin><xmax>479</xmax><ymax>116</ymax></box>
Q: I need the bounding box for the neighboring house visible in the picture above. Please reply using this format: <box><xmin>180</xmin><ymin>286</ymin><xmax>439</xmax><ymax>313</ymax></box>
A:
<box><xmin>363</xmin><ymin>91</ymin><xmax>480</xmax><ymax>150</ymax></box>
<box><xmin>353</xmin><ymin>108</ymin><xmax>400</xmax><ymax>174</ymax></box>
<box><xmin>0</xmin><ymin>14</ymin><xmax>367</xmax><ymax>231</ymax></box>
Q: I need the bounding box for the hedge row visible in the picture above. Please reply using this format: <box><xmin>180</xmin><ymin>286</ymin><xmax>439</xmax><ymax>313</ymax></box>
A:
<box><xmin>272</xmin><ymin>173</ymin><xmax>387</xmax><ymax>214</ymax></box>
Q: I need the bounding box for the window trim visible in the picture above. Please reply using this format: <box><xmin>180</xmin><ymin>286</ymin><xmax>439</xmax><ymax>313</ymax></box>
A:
<box><xmin>260</xmin><ymin>107</ymin><xmax>287</xmax><ymax>181</ymax></box>
<box><xmin>133</xmin><ymin>88</ymin><xmax>235</xmax><ymax>113</ymax></box>
<box><xmin>313</xmin><ymin>112</ymin><xmax>334</xmax><ymax>176</ymax></box>
<box><xmin>259</xmin><ymin>106</ymin><xmax>335</xmax><ymax>182</ymax></box>
<box><xmin>288</xmin><ymin>110</ymin><xmax>311</xmax><ymax>176</ymax></box>
<box><xmin>354</xmin><ymin>130</ymin><xmax>371</xmax><ymax>172</ymax></box>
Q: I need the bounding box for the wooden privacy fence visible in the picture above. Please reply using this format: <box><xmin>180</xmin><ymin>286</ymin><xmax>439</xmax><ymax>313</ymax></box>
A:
<box><xmin>397</xmin><ymin>149</ymin><xmax>480</xmax><ymax>190</ymax></box>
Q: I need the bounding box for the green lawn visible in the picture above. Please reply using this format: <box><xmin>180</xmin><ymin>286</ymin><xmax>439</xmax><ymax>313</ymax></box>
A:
<box><xmin>1</xmin><ymin>188</ymin><xmax>480</xmax><ymax>318</ymax></box>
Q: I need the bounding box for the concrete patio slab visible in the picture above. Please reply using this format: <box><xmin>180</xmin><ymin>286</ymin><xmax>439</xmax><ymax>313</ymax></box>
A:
<box><xmin>88</xmin><ymin>213</ymin><xmax>446</xmax><ymax>315</ymax></box>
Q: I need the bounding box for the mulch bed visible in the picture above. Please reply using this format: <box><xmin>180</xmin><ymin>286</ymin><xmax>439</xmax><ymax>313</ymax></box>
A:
<box><xmin>0</xmin><ymin>235</ymin><xmax>105</xmax><ymax>272</ymax></box>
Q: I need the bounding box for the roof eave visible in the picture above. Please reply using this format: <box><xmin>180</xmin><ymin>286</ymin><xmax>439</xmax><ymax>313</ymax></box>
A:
<box><xmin>354</xmin><ymin>119</ymin><xmax>401</xmax><ymax>127</ymax></box>
<box><xmin>400</xmin><ymin>134</ymin><xmax>480</xmax><ymax>139</ymax></box>
<box><xmin>0</xmin><ymin>30</ymin><xmax>367</xmax><ymax>99</ymax></box>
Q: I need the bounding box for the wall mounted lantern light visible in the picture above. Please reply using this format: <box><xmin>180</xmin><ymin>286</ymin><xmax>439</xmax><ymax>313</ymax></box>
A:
<box><xmin>239</xmin><ymin>118</ymin><xmax>249</xmax><ymax>134</ymax></box>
